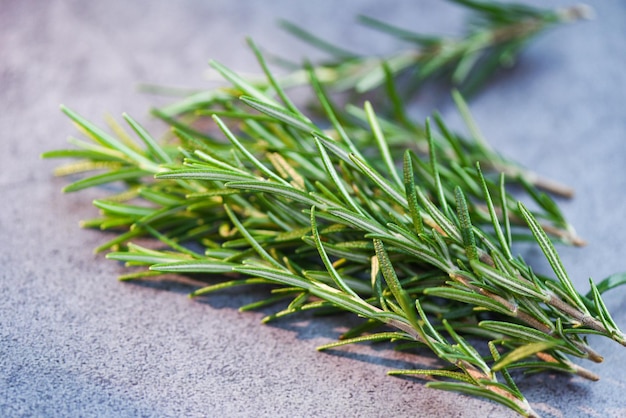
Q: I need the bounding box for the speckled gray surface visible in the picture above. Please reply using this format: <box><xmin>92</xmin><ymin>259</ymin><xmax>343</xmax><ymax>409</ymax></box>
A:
<box><xmin>1</xmin><ymin>1</ymin><xmax>625</xmax><ymax>417</ymax></box>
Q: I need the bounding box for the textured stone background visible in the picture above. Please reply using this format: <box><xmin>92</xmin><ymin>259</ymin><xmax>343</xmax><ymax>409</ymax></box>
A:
<box><xmin>1</xmin><ymin>1</ymin><xmax>625</xmax><ymax>416</ymax></box>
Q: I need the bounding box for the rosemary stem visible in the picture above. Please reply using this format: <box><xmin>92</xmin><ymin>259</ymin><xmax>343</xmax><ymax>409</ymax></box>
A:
<box><xmin>490</xmin><ymin>163</ymin><xmax>575</xmax><ymax>199</ymax></box>
<box><xmin>547</xmin><ymin>293</ymin><xmax>626</xmax><ymax>347</ymax></box>
<box><xmin>535</xmin><ymin>352</ymin><xmax>600</xmax><ymax>382</ymax></box>
<box><xmin>450</xmin><ymin>270</ymin><xmax>605</xmax><ymax>362</ymax></box>
<box><xmin>463</xmin><ymin>367</ymin><xmax>537</xmax><ymax>418</ymax></box>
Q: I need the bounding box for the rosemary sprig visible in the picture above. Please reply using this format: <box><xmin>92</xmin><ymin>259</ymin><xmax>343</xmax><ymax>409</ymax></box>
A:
<box><xmin>154</xmin><ymin>0</ymin><xmax>589</xmax><ymax>201</ymax></box>
<box><xmin>154</xmin><ymin>49</ymin><xmax>581</xmax><ymax>245</ymax></box>
<box><xmin>44</xmin><ymin>2</ymin><xmax>622</xmax><ymax>417</ymax></box>
<box><xmin>277</xmin><ymin>0</ymin><xmax>591</xmax><ymax>97</ymax></box>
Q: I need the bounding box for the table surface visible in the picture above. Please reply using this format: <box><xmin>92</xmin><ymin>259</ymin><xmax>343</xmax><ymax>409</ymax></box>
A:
<box><xmin>2</xmin><ymin>1</ymin><xmax>625</xmax><ymax>417</ymax></box>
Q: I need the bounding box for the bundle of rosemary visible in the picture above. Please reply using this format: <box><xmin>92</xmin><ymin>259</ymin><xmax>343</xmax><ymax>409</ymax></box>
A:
<box><xmin>45</xmin><ymin>1</ymin><xmax>623</xmax><ymax>416</ymax></box>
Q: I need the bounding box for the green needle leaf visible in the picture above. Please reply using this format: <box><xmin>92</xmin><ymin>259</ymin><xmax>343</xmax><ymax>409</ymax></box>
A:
<box><xmin>451</xmin><ymin>90</ymin><xmax>490</xmax><ymax>152</ymax></box>
<box><xmin>349</xmin><ymin>153</ymin><xmax>406</xmax><ymax>207</ymax></box>
<box><xmin>426</xmin><ymin>382</ymin><xmax>533</xmax><ymax>417</ymax></box>
<box><xmin>123</xmin><ymin>113</ymin><xmax>172</xmax><ymax>164</ymax></box>
<box><xmin>310</xmin><ymin>207</ymin><xmax>360</xmax><ymax>298</ymax></box>
<box><xmin>209</xmin><ymin>59</ymin><xmax>275</xmax><ymax>105</ymax></box>
<box><xmin>477</xmin><ymin>163</ymin><xmax>513</xmax><ymax>260</ymax></box>
<box><xmin>588</xmin><ymin>272</ymin><xmax>626</xmax><ymax>296</ymax></box>
<box><xmin>427</xmin><ymin>118</ymin><xmax>448</xmax><ymax>215</ymax></box>
<box><xmin>318</xmin><ymin>332</ymin><xmax>409</xmax><ymax>351</ymax></box>
<box><xmin>156</xmin><ymin>168</ymin><xmax>255</xmax><ymax>183</ymax></box>
<box><xmin>61</xmin><ymin>106</ymin><xmax>160</xmax><ymax>172</ymax></box>
<box><xmin>63</xmin><ymin>167</ymin><xmax>150</xmax><ymax>193</ymax></box>
<box><xmin>424</xmin><ymin>287</ymin><xmax>514</xmax><ymax>316</ymax></box>
<box><xmin>364</xmin><ymin>101</ymin><xmax>403</xmax><ymax>188</ymax></box>
<box><xmin>492</xmin><ymin>341</ymin><xmax>560</xmax><ymax>371</ymax></box>
<box><xmin>150</xmin><ymin>260</ymin><xmax>237</xmax><ymax>274</ymax></box>
<box><xmin>191</xmin><ymin>278</ymin><xmax>272</xmax><ymax>298</ymax></box>
<box><xmin>240</xmin><ymin>95</ymin><xmax>316</xmax><ymax>133</ymax></box>
<box><xmin>455</xmin><ymin>186</ymin><xmax>478</xmax><ymax>262</ymax></box>
<box><xmin>518</xmin><ymin>202</ymin><xmax>588</xmax><ymax>312</ymax></box>
<box><xmin>373</xmin><ymin>239</ymin><xmax>420</xmax><ymax>331</ymax></box>
<box><xmin>224</xmin><ymin>204</ymin><xmax>286</xmax><ymax>271</ymax></box>
<box><xmin>471</xmin><ymin>260</ymin><xmax>548</xmax><ymax>301</ymax></box>
<box><xmin>226</xmin><ymin>180</ymin><xmax>318</xmax><ymax>207</ymax></box>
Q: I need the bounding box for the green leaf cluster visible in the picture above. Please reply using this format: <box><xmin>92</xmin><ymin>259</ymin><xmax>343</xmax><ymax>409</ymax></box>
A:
<box><xmin>277</xmin><ymin>0</ymin><xmax>590</xmax><ymax>98</ymax></box>
<box><xmin>44</xmin><ymin>2</ymin><xmax>617</xmax><ymax>417</ymax></box>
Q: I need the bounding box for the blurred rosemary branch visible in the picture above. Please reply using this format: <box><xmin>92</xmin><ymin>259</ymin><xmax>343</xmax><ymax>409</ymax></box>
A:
<box><xmin>276</xmin><ymin>0</ymin><xmax>591</xmax><ymax>98</ymax></box>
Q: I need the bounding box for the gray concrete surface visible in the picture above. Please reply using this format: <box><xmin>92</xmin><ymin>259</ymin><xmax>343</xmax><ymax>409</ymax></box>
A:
<box><xmin>1</xmin><ymin>0</ymin><xmax>625</xmax><ymax>417</ymax></box>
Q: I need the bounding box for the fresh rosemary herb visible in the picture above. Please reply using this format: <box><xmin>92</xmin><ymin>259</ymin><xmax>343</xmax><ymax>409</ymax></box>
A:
<box><xmin>277</xmin><ymin>0</ymin><xmax>592</xmax><ymax>98</ymax></box>
<box><xmin>44</xmin><ymin>1</ymin><xmax>621</xmax><ymax>417</ymax></box>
